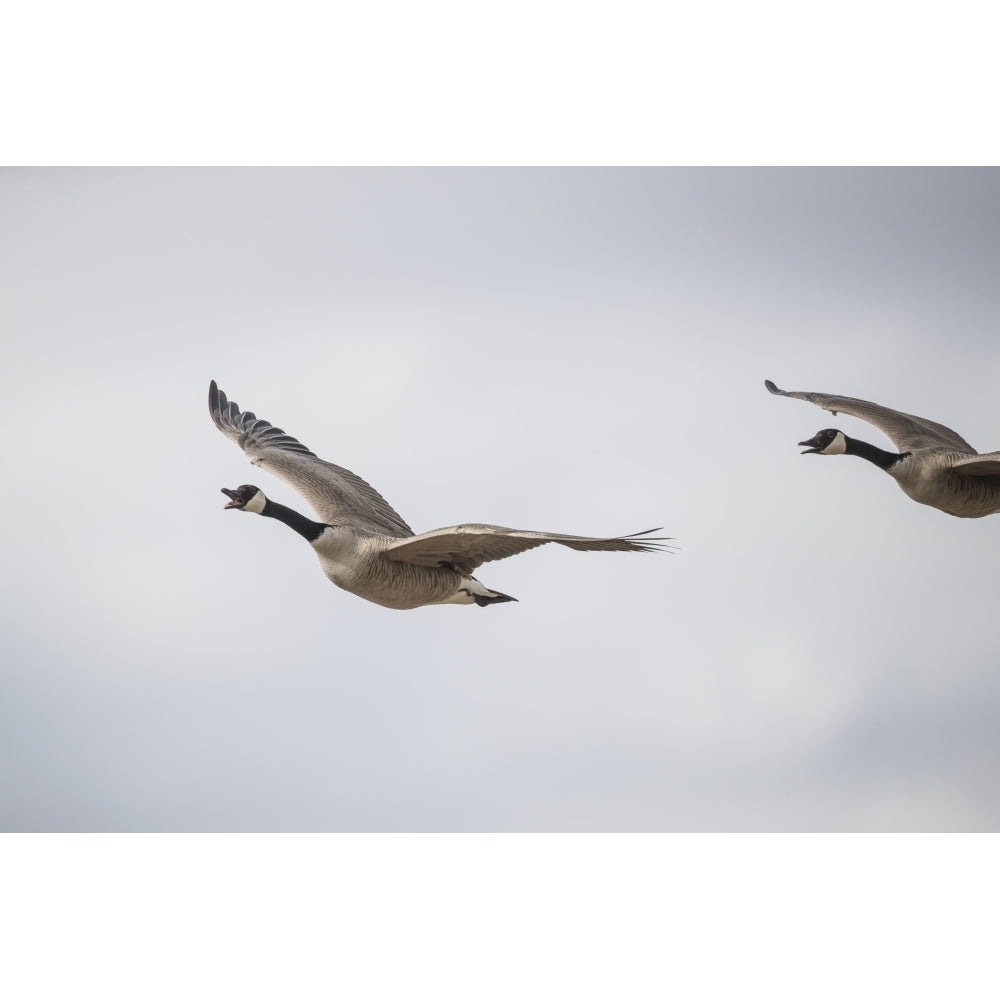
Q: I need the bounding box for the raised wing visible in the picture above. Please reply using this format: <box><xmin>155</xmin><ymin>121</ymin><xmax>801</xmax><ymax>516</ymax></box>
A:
<box><xmin>950</xmin><ymin>452</ymin><xmax>1000</xmax><ymax>477</ymax></box>
<box><xmin>208</xmin><ymin>380</ymin><xmax>413</xmax><ymax>537</ymax></box>
<box><xmin>765</xmin><ymin>380</ymin><xmax>975</xmax><ymax>453</ymax></box>
<box><xmin>383</xmin><ymin>524</ymin><xmax>671</xmax><ymax>575</ymax></box>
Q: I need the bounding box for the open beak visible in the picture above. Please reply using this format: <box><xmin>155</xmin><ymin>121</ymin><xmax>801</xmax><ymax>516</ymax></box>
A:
<box><xmin>798</xmin><ymin>435</ymin><xmax>822</xmax><ymax>455</ymax></box>
<box><xmin>221</xmin><ymin>487</ymin><xmax>244</xmax><ymax>509</ymax></box>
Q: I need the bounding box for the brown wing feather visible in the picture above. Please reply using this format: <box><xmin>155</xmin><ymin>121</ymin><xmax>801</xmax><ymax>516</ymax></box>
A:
<box><xmin>950</xmin><ymin>452</ymin><xmax>1000</xmax><ymax>477</ymax></box>
<box><xmin>383</xmin><ymin>525</ymin><xmax>671</xmax><ymax>575</ymax></box>
<box><xmin>765</xmin><ymin>380</ymin><xmax>975</xmax><ymax>453</ymax></box>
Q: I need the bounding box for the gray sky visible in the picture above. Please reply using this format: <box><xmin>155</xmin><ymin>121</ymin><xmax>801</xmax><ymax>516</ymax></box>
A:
<box><xmin>3</xmin><ymin>166</ymin><xmax>1000</xmax><ymax>831</ymax></box>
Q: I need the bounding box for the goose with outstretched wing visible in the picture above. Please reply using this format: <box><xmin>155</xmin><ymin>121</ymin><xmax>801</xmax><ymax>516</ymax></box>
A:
<box><xmin>765</xmin><ymin>379</ymin><xmax>1000</xmax><ymax>517</ymax></box>
<box><xmin>209</xmin><ymin>381</ymin><xmax>671</xmax><ymax>609</ymax></box>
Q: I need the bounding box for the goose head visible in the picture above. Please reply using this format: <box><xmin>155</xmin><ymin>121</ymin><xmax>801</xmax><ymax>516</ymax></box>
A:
<box><xmin>798</xmin><ymin>429</ymin><xmax>848</xmax><ymax>455</ymax></box>
<box><xmin>221</xmin><ymin>484</ymin><xmax>267</xmax><ymax>513</ymax></box>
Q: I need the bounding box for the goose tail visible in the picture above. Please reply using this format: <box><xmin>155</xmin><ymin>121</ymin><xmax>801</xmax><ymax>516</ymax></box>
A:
<box><xmin>474</xmin><ymin>590</ymin><xmax>518</xmax><ymax>607</ymax></box>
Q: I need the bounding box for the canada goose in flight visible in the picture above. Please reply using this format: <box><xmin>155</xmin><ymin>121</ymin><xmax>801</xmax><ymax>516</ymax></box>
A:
<box><xmin>765</xmin><ymin>379</ymin><xmax>1000</xmax><ymax>518</ymax></box>
<box><xmin>208</xmin><ymin>381</ymin><xmax>670</xmax><ymax>609</ymax></box>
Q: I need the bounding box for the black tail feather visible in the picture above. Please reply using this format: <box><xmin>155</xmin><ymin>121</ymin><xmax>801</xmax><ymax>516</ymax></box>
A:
<box><xmin>474</xmin><ymin>591</ymin><xmax>518</xmax><ymax>607</ymax></box>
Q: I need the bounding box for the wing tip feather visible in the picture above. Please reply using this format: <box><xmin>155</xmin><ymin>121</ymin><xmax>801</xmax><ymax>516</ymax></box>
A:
<box><xmin>208</xmin><ymin>380</ymin><xmax>318</xmax><ymax>459</ymax></box>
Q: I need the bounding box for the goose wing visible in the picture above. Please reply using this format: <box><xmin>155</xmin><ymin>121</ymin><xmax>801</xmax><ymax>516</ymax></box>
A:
<box><xmin>208</xmin><ymin>381</ymin><xmax>413</xmax><ymax>537</ymax></box>
<box><xmin>382</xmin><ymin>525</ymin><xmax>670</xmax><ymax>575</ymax></box>
<box><xmin>950</xmin><ymin>452</ymin><xmax>1000</xmax><ymax>477</ymax></box>
<box><xmin>764</xmin><ymin>380</ymin><xmax>975</xmax><ymax>453</ymax></box>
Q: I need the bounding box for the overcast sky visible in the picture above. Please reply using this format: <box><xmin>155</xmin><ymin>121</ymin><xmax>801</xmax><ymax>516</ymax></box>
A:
<box><xmin>3</xmin><ymin>166</ymin><xmax>1000</xmax><ymax>831</ymax></box>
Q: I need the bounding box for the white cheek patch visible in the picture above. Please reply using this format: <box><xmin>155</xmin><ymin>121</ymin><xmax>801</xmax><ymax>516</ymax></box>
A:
<box><xmin>244</xmin><ymin>491</ymin><xmax>267</xmax><ymax>514</ymax></box>
<box><xmin>824</xmin><ymin>431</ymin><xmax>848</xmax><ymax>455</ymax></box>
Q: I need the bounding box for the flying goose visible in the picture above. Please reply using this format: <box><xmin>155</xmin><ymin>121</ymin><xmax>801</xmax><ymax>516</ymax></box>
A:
<box><xmin>765</xmin><ymin>379</ymin><xmax>1000</xmax><ymax>518</ymax></box>
<box><xmin>208</xmin><ymin>381</ymin><xmax>670</xmax><ymax>609</ymax></box>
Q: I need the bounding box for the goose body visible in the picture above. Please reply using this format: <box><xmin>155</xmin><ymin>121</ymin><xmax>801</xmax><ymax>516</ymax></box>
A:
<box><xmin>209</xmin><ymin>381</ymin><xmax>669</xmax><ymax>609</ymax></box>
<box><xmin>765</xmin><ymin>379</ymin><xmax>1000</xmax><ymax>518</ymax></box>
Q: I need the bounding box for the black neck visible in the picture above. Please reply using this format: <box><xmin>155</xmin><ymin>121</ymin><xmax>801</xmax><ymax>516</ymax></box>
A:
<box><xmin>260</xmin><ymin>498</ymin><xmax>327</xmax><ymax>543</ymax></box>
<box><xmin>844</xmin><ymin>435</ymin><xmax>909</xmax><ymax>471</ymax></box>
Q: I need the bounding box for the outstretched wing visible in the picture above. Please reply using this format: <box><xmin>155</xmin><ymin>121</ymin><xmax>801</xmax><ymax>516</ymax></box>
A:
<box><xmin>208</xmin><ymin>380</ymin><xmax>413</xmax><ymax>537</ymax></box>
<box><xmin>383</xmin><ymin>524</ymin><xmax>671</xmax><ymax>575</ymax></box>
<box><xmin>950</xmin><ymin>452</ymin><xmax>1000</xmax><ymax>477</ymax></box>
<box><xmin>764</xmin><ymin>379</ymin><xmax>976</xmax><ymax>453</ymax></box>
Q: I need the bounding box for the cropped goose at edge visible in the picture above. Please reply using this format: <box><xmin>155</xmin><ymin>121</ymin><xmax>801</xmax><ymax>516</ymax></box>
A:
<box><xmin>766</xmin><ymin>379</ymin><xmax>1000</xmax><ymax>518</ymax></box>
